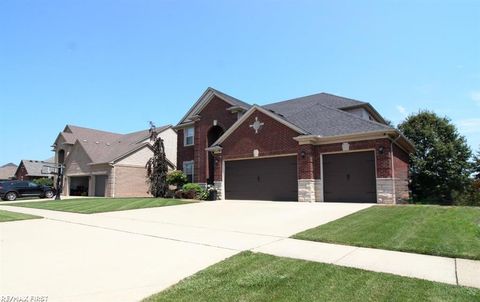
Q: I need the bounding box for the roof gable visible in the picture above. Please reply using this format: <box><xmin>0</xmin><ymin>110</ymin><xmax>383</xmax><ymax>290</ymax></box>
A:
<box><xmin>55</xmin><ymin>124</ymin><xmax>172</xmax><ymax>165</ymax></box>
<box><xmin>210</xmin><ymin>105</ymin><xmax>306</xmax><ymax>148</ymax></box>
<box><xmin>177</xmin><ymin>87</ymin><xmax>251</xmax><ymax>125</ymax></box>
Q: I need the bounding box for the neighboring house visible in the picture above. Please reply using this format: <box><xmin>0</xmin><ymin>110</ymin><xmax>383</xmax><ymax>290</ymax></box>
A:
<box><xmin>175</xmin><ymin>87</ymin><xmax>414</xmax><ymax>204</ymax></box>
<box><xmin>15</xmin><ymin>159</ymin><xmax>55</xmax><ymax>180</ymax></box>
<box><xmin>0</xmin><ymin>163</ymin><xmax>18</xmax><ymax>180</ymax></box>
<box><xmin>53</xmin><ymin>124</ymin><xmax>176</xmax><ymax>197</ymax></box>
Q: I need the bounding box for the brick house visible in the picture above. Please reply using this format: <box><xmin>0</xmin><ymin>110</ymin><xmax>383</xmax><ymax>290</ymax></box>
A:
<box><xmin>15</xmin><ymin>159</ymin><xmax>55</xmax><ymax>181</ymax></box>
<box><xmin>175</xmin><ymin>87</ymin><xmax>414</xmax><ymax>204</ymax></box>
<box><xmin>0</xmin><ymin>163</ymin><xmax>18</xmax><ymax>181</ymax></box>
<box><xmin>53</xmin><ymin>124</ymin><xmax>176</xmax><ymax>197</ymax></box>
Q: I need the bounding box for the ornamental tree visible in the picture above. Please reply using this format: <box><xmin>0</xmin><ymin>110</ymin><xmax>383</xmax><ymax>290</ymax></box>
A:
<box><xmin>398</xmin><ymin>111</ymin><xmax>472</xmax><ymax>203</ymax></box>
<box><xmin>145</xmin><ymin>122</ymin><xmax>169</xmax><ymax>197</ymax></box>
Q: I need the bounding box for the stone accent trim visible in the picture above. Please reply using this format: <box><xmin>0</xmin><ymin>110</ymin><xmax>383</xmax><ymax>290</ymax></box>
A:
<box><xmin>214</xmin><ymin>181</ymin><xmax>223</xmax><ymax>200</ymax></box>
<box><xmin>377</xmin><ymin>178</ymin><xmax>395</xmax><ymax>204</ymax></box>
<box><xmin>298</xmin><ymin>179</ymin><xmax>315</xmax><ymax>202</ymax></box>
<box><xmin>314</xmin><ymin>179</ymin><xmax>323</xmax><ymax>202</ymax></box>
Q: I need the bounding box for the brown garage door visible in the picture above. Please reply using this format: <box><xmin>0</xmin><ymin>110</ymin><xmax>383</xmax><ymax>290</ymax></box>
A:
<box><xmin>323</xmin><ymin>151</ymin><xmax>376</xmax><ymax>203</ymax></box>
<box><xmin>225</xmin><ymin>156</ymin><xmax>297</xmax><ymax>201</ymax></box>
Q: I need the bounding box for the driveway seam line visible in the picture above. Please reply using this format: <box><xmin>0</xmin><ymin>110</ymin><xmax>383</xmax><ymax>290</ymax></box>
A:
<box><xmin>332</xmin><ymin>246</ymin><xmax>360</xmax><ymax>264</ymax></box>
<box><xmin>249</xmin><ymin>238</ymin><xmax>286</xmax><ymax>252</ymax></box>
<box><xmin>43</xmin><ymin>217</ymin><xmax>241</xmax><ymax>252</ymax></box>
<box><xmin>98</xmin><ymin>216</ymin><xmax>289</xmax><ymax>239</ymax></box>
<box><xmin>454</xmin><ymin>258</ymin><xmax>459</xmax><ymax>285</ymax></box>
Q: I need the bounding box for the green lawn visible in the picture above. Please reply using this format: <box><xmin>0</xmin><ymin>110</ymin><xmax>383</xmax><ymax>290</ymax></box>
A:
<box><xmin>143</xmin><ymin>252</ymin><xmax>480</xmax><ymax>302</ymax></box>
<box><xmin>293</xmin><ymin>205</ymin><xmax>480</xmax><ymax>260</ymax></box>
<box><xmin>9</xmin><ymin>198</ymin><xmax>194</xmax><ymax>214</ymax></box>
<box><xmin>0</xmin><ymin>209</ymin><xmax>42</xmax><ymax>222</ymax></box>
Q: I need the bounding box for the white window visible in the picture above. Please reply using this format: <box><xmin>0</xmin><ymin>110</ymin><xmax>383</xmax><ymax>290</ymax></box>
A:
<box><xmin>183</xmin><ymin>161</ymin><xmax>194</xmax><ymax>183</ymax></box>
<box><xmin>184</xmin><ymin>127</ymin><xmax>194</xmax><ymax>146</ymax></box>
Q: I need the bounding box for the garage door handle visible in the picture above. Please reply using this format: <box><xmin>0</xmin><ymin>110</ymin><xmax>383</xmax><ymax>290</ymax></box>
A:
<box><xmin>257</xmin><ymin>176</ymin><xmax>260</xmax><ymax>182</ymax></box>
<box><xmin>346</xmin><ymin>174</ymin><xmax>350</xmax><ymax>180</ymax></box>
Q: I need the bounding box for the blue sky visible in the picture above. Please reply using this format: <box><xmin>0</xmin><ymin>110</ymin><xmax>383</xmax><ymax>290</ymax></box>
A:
<box><xmin>1</xmin><ymin>0</ymin><xmax>479</xmax><ymax>165</ymax></box>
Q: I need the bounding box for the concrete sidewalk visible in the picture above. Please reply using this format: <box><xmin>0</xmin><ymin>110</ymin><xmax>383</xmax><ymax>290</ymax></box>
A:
<box><xmin>253</xmin><ymin>238</ymin><xmax>480</xmax><ymax>288</ymax></box>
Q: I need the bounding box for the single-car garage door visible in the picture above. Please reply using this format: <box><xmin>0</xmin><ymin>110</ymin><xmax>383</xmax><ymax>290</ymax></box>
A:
<box><xmin>323</xmin><ymin>151</ymin><xmax>376</xmax><ymax>203</ymax></box>
<box><xmin>225</xmin><ymin>156</ymin><xmax>297</xmax><ymax>201</ymax></box>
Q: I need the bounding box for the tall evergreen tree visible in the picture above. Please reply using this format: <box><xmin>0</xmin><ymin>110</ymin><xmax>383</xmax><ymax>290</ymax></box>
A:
<box><xmin>145</xmin><ymin>122</ymin><xmax>169</xmax><ymax>197</ymax></box>
<box><xmin>398</xmin><ymin>111</ymin><xmax>472</xmax><ymax>203</ymax></box>
<box><xmin>475</xmin><ymin>148</ymin><xmax>480</xmax><ymax>180</ymax></box>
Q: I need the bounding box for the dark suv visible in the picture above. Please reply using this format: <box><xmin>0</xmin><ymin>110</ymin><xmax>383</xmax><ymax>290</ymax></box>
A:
<box><xmin>0</xmin><ymin>180</ymin><xmax>56</xmax><ymax>201</ymax></box>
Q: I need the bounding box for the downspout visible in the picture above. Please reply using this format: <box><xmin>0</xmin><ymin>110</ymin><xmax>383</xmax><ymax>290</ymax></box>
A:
<box><xmin>389</xmin><ymin>133</ymin><xmax>402</xmax><ymax>203</ymax></box>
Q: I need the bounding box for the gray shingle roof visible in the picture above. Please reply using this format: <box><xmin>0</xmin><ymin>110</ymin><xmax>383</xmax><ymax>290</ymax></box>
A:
<box><xmin>61</xmin><ymin>124</ymin><xmax>171</xmax><ymax>164</ymax></box>
<box><xmin>263</xmin><ymin>92</ymin><xmax>365</xmax><ymax>113</ymax></box>
<box><xmin>262</xmin><ymin>92</ymin><xmax>392</xmax><ymax>136</ymax></box>
<box><xmin>0</xmin><ymin>164</ymin><xmax>17</xmax><ymax>180</ymax></box>
<box><xmin>208</xmin><ymin>87</ymin><xmax>252</xmax><ymax>110</ymax></box>
<box><xmin>19</xmin><ymin>160</ymin><xmax>55</xmax><ymax>177</ymax></box>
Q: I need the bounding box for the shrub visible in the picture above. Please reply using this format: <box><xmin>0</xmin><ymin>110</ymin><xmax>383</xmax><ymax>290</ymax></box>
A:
<box><xmin>199</xmin><ymin>184</ymin><xmax>218</xmax><ymax>201</ymax></box>
<box><xmin>474</xmin><ymin>179</ymin><xmax>480</xmax><ymax>191</ymax></box>
<box><xmin>174</xmin><ymin>190</ymin><xmax>184</xmax><ymax>199</ymax></box>
<box><xmin>182</xmin><ymin>190</ymin><xmax>198</xmax><ymax>199</ymax></box>
<box><xmin>452</xmin><ymin>181</ymin><xmax>480</xmax><ymax>207</ymax></box>
<box><xmin>33</xmin><ymin>177</ymin><xmax>54</xmax><ymax>187</ymax></box>
<box><xmin>181</xmin><ymin>183</ymin><xmax>205</xmax><ymax>199</ymax></box>
<box><xmin>182</xmin><ymin>183</ymin><xmax>203</xmax><ymax>194</ymax></box>
<box><xmin>166</xmin><ymin>170</ymin><xmax>188</xmax><ymax>188</ymax></box>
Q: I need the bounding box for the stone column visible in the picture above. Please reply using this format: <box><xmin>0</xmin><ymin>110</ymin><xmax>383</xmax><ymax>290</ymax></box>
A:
<box><xmin>213</xmin><ymin>153</ymin><xmax>223</xmax><ymax>200</ymax></box>
<box><xmin>297</xmin><ymin>144</ymin><xmax>316</xmax><ymax>202</ymax></box>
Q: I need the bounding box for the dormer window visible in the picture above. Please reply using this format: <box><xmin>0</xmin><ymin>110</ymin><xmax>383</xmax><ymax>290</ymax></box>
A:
<box><xmin>184</xmin><ymin>127</ymin><xmax>194</xmax><ymax>146</ymax></box>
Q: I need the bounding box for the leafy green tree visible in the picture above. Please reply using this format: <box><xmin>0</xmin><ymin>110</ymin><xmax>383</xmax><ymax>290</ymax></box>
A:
<box><xmin>398</xmin><ymin>111</ymin><xmax>473</xmax><ymax>203</ymax></box>
<box><xmin>145</xmin><ymin>122</ymin><xmax>169</xmax><ymax>197</ymax></box>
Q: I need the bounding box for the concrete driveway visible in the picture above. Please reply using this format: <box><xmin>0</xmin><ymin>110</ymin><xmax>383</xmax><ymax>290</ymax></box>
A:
<box><xmin>0</xmin><ymin>200</ymin><xmax>371</xmax><ymax>302</ymax></box>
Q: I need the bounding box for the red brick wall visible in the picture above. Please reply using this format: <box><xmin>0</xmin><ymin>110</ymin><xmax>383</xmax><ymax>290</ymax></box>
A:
<box><xmin>176</xmin><ymin>128</ymin><xmax>194</xmax><ymax>165</ymax></box>
<box><xmin>15</xmin><ymin>163</ymin><xmax>27</xmax><ymax>180</ymax></box>
<box><xmin>177</xmin><ymin>96</ymin><xmax>239</xmax><ymax>183</ymax></box>
<box><xmin>298</xmin><ymin>144</ymin><xmax>315</xmax><ymax>179</ymax></box>
<box><xmin>221</xmin><ymin>110</ymin><xmax>301</xmax><ymax>160</ymax></box>
<box><xmin>393</xmin><ymin>144</ymin><xmax>410</xmax><ymax>201</ymax></box>
<box><xmin>393</xmin><ymin>144</ymin><xmax>409</xmax><ymax>179</ymax></box>
<box><xmin>311</xmin><ymin>138</ymin><xmax>393</xmax><ymax>179</ymax></box>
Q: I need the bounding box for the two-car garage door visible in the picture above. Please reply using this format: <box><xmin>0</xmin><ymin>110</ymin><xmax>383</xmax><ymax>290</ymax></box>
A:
<box><xmin>225</xmin><ymin>156</ymin><xmax>297</xmax><ymax>201</ymax></box>
<box><xmin>224</xmin><ymin>151</ymin><xmax>377</xmax><ymax>203</ymax></box>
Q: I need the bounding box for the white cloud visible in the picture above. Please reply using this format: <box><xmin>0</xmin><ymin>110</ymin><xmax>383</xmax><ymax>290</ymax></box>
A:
<box><xmin>396</xmin><ymin>105</ymin><xmax>407</xmax><ymax>117</ymax></box>
<box><xmin>470</xmin><ymin>91</ymin><xmax>480</xmax><ymax>106</ymax></box>
<box><xmin>457</xmin><ymin>119</ymin><xmax>480</xmax><ymax>134</ymax></box>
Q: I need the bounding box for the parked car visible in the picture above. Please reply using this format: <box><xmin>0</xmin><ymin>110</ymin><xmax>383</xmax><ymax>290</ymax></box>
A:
<box><xmin>0</xmin><ymin>180</ymin><xmax>56</xmax><ymax>201</ymax></box>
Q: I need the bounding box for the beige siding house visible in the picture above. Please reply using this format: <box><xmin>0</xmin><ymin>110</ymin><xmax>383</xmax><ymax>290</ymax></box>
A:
<box><xmin>53</xmin><ymin>125</ymin><xmax>176</xmax><ymax>197</ymax></box>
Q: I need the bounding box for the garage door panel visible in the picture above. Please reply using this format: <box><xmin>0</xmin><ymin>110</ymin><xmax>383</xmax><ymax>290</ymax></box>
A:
<box><xmin>323</xmin><ymin>151</ymin><xmax>376</xmax><ymax>203</ymax></box>
<box><xmin>225</xmin><ymin>156</ymin><xmax>297</xmax><ymax>201</ymax></box>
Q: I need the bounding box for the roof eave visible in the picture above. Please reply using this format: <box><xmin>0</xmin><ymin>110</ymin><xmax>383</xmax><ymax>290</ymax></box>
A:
<box><xmin>294</xmin><ymin>130</ymin><xmax>415</xmax><ymax>154</ymax></box>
